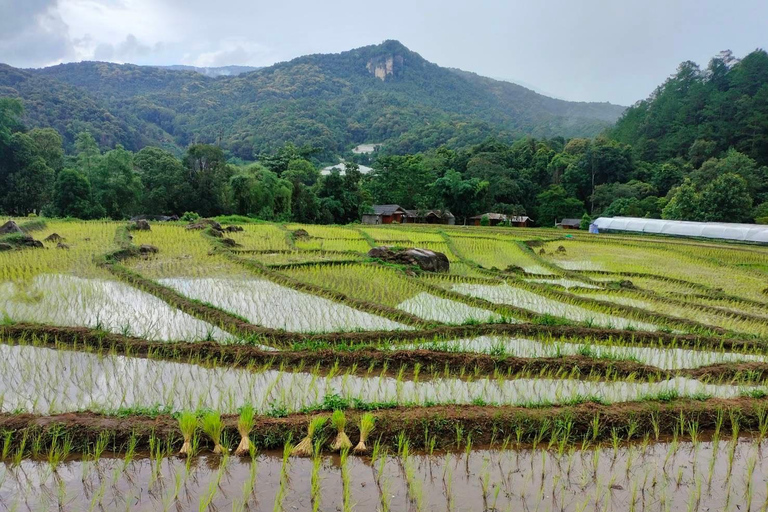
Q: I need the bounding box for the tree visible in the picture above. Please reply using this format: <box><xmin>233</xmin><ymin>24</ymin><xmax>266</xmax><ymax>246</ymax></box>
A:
<box><xmin>535</xmin><ymin>185</ymin><xmax>585</xmax><ymax>227</ymax></box>
<box><xmin>88</xmin><ymin>145</ymin><xmax>142</xmax><ymax>219</ymax></box>
<box><xmin>662</xmin><ymin>179</ymin><xmax>701</xmax><ymax>220</ymax></box>
<box><xmin>432</xmin><ymin>169</ymin><xmax>488</xmax><ymax>224</ymax></box>
<box><xmin>134</xmin><ymin>146</ymin><xmax>189</xmax><ymax>215</ymax></box>
<box><xmin>52</xmin><ymin>169</ymin><xmax>101</xmax><ymax>218</ymax></box>
<box><xmin>699</xmin><ymin>173</ymin><xmax>753</xmax><ymax>222</ymax></box>
<box><xmin>74</xmin><ymin>132</ymin><xmax>101</xmax><ymax>175</ymax></box>
<box><xmin>28</xmin><ymin>128</ymin><xmax>64</xmax><ymax>171</ymax></box>
<box><xmin>316</xmin><ymin>168</ymin><xmax>369</xmax><ymax>224</ymax></box>
<box><xmin>754</xmin><ymin>201</ymin><xmax>768</xmax><ymax>224</ymax></box>
<box><xmin>367</xmin><ymin>155</ymin><xmax>435</xmax><ymax>208</ymax></box>
<box><xmin>580</xmin><ymin>213</ymin><xmax>592</xmax><ymax>230</ymax></box>
<box><xmin>184</xmin><ymin>144</ymin><xmax>233</xmax><ymax>216</ymax></box>
<box><xmin>6</xmin><ymin>157</ymin><xmax>54</xmax><ymax>214</ymax></box>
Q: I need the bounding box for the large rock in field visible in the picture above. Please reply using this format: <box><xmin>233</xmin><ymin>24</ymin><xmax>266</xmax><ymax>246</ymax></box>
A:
<box><xmin>129</xmin><ymin>219</ymin><xmax>151</xmax><ymax>231</ymax></box>
<box><xmin>186</xmin><ymin>219</ymin><xmax>223</xmax><ymax>231</ymax></box>
<box><xmin>0</xmin><ymin>220</ymin><xmax>23</xmax><ymax>235</ymax></box>
<box><xmin>367</xmin><ymin>246</ymin><xmax>450</xmax><ymax>273</ymax></box>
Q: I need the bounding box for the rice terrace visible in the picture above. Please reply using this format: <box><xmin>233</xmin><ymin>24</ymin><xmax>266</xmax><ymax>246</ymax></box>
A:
<box><xmin>0</xmin><ymin>216</ymin><xmax>767</xmax><ymax>511</ymax></box>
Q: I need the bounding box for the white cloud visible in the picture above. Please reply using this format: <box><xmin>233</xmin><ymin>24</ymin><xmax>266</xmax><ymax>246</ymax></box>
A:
<box><xmin>0</xmin><ymin>0</ymin><xmax>77</xmax><ymax>67</ymax></box>
<box><xmin>191</xmin><ymin>39</ymin><xmax>274</xmax><ymax>68</ymax></box>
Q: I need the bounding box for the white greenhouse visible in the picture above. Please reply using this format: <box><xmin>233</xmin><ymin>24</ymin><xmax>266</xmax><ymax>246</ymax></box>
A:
<box><xmin>592</xmin><ymin>217</ymin><xmax>768</xmax><ymax>244</ymax></box>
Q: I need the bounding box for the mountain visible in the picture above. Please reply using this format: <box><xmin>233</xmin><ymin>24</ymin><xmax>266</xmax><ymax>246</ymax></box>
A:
<box><xmin>0</xmin><ymin>40</ymin><xmax>626</xmax><ymax>158</ymax></box>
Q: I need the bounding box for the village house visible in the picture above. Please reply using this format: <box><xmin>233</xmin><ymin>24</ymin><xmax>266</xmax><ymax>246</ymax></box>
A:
<box><xmin>363</xmin><ymin>205</ymin><xmax>455</xmax><ymax>225</ymax></box>
<box><xmin>556</xmin><ymin>218</ymin><xmax>582</xmax><ymax>229</ymax></box>
<box><xmin>468</xmin><ymin>213</ymin><xmax>534</xmax><ymax>227</ymax></box>
<box><xmin>362</xmin><ymin>205</ymin><xmax>407</xmax><ymax>224</ymax></box>
<box><xmin>403</xmin><ymin>209</ymin><xmax>455</xmax><ymax>225</ymax></box>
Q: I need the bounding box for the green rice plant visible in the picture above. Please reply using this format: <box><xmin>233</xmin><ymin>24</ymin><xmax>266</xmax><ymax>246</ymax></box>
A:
<box><xmin>354</xmin><ymin>412</ymin><xmax>375</xmax><ymax>454</ymax></box>
<box><xmin>234</xmin><ymin>404</ymin><xmax>255</xmax><ymax>456</ymax></box>
<box><xmin>331</xmin><ymin>409</ymin><xmax>352</xmax><ymax>452</ymax></box>
<box><xmin>199</xmin><ymin>411</ymin><xmax>226</xmax><ymax>455</ymax></box>
<box><xmin>177</xmin><ymin>410</ymin><xmax>197</xmax><ymax>457</ymax></box>
<box><xmin>292</xmin><ymin>416</ymin><xmax>327</xmax><ymax>457</ymax></box>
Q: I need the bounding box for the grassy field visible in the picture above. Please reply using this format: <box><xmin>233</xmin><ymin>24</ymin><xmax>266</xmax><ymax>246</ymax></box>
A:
<box><xmin>2</xmin><ymin>217</ymin><xmax>768</xmax><ymax>511</ymax></box>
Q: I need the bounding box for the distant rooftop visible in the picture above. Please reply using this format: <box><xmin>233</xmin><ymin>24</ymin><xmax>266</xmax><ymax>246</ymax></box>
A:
<box><xmin>372</xmin><ymin>204</ymin><xmax>406</xmax><ymax>215</ymax></box>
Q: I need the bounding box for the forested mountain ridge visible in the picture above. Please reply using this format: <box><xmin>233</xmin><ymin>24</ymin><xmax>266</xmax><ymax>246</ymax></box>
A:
<box><xmin>610</xmin><ymin>49</ymin><xmax>768</xmax><ymax>167</ymax></box>
<box><xmin>0</xmin><ymin>40</ymin><xmax>624</xmax><ymax>158</ymax></box>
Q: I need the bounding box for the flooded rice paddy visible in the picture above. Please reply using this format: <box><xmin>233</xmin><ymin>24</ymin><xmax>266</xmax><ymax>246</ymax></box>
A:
<box><xmin>395</xmin><ymin>292</ymin><xmax>504</xmax><ymax>324</ymax></box>
<box><xmin>2</xmin><ymin>438</ymin><xmax>768</xmax><ymax>511</ymax></box>
<box><xmin>451</xmin><ymin>283</ymin><xmax>659</xmax><ymax>331</ymax></box>
<box><xmin>0</xmin><ymin>274</ymin><xmax>230</xmax><ymax>342</ymax></box>
<box><xmin>0</xmin><ymin>343</ymin><xmax>759</xmax><ymax>415</ymax></box>
<box><xmin>158</xmin><ymin>277</ymin><xmax>411</xmax><ymax>332</ymax></box>
<box><xmin>406</xmin><ymin>335</ymin><xmax>768</xmax><ymax>370</ymax></box>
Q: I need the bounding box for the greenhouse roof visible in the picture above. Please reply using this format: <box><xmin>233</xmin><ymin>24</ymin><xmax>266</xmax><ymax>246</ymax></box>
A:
<box><xmin>593</xmin><ymin>217</ymin><xmax>768</xmax><ymax>243</ymax></box>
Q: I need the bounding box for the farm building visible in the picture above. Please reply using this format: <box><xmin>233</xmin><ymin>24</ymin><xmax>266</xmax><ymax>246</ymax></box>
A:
<box><xmin>362</xmin><ymin>205</ymin><xmax>407</xmax><ymax>224</ymax></box>
<box><xmin>593</xmin><ymin>217</ymin><xmax>768</xmax><ymax>243</ymax></box>
<box><xmin>556</xmin><ymin>218</ymin><xmax>581</xmax><ymax>229</ymax></box>
<box><xmin>469</xmin><ymin>214</ymin><xmax>533</xmax><ymax>227</ymax></box>
<box><xmin>403</xmin><ymin>209</ymin><xmax>455</xmax><ymax>225</ymax></box>
<box><xmin>507</xmin><ymin>215</ymin><xmax>533</xmax><ymax>227</ymax></box>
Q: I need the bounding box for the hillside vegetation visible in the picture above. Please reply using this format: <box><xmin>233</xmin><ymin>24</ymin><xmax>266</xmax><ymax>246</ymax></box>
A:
<box><xmin>0</xmin><ymin>41</ymin><xmax>624</xmax><ymax>158</ymax></box>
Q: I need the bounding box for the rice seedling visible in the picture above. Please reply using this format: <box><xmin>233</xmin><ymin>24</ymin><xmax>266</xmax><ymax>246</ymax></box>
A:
<box><xmin>234</xmin><ymin>404</ymin><xmax>255</xmax><ymax>456</ymax></box>
<box><xmin>199</xmin><ymin>411</ymin><xmax>226</xmax><ymax>455</ymax></box>
<box><xmin>292</xmin><ymin>416</ymin><xmax>327</xmax><ymax>457</ymax></box>
<box><xmin>177</xmin><ymin>410</ymin><xmax>197</xmax><ymax>457</ymax></box>
<box><xmin>330</xmin><ymin>410</ymin><xmax>352</xmax><ymax>452</ymax></box>
<box><xmin>354</xmin><ymin>413</ymin><xmax>375</xmax><ymax>453</ymax></box>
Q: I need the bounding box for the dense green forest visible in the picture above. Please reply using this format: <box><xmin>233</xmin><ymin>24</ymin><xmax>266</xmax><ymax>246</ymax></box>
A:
<box><xmin>0</xmin><ymin>41</ymin><xmax>623</xmax><ymax>160</ymax></box>
<box><xmin>1</xmin><ymin>48</ymin><xmax>766</xmax><ymax>225</ymax></box>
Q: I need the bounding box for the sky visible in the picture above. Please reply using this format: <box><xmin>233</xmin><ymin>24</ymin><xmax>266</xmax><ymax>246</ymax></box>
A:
<box><xmin>1</xmin><ymin>0</ymin><xmax>766</xmax><ymax>105</ymax></box>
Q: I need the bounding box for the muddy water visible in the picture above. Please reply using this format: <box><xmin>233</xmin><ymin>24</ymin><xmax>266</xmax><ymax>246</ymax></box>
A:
<box><xmin>0</xmin><ymin>274</ymin><xmax>231</xmax><ymax>342</ymax></box>
<box><xmin>159</xmin><ymin>277</ymin><xmax>411</xmax><ymax>332</ymax></box>
<box><xmin>0</xmin><ymin>343</ymin><xmax>763</xmax><ymax>415</ymax></box>
<box><xmin>407</xmin><ymin>335</ymin><xmax>768</xmax><ymax>370</ymax></box>
<box><xmin>1</xmin><ymin>439</ymin><xmax>767</xmax><ymax>511</ymax></box>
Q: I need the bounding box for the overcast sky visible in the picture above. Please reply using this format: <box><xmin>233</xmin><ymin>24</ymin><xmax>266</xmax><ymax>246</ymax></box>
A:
<box><xmin>1</xmin><ymin>0</ymin><xmax>766</xmax><ymax>105</ymax></box>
